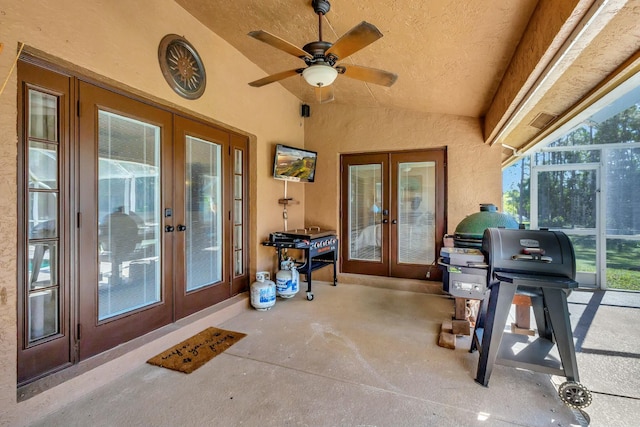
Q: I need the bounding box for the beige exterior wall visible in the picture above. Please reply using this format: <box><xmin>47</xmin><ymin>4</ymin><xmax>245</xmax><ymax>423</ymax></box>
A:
<box><xmin>0</xmin><ymin>0</ymin><xmax>303</xmax><ymax>422</ymax></box>
<box><xmin>0</xmin><ymin>0</ymin><xmax>500</xmax><ymax>422</ymax></box>
<box><xmin>304</xmin><ymin>103</ymin><xmax>503</xmax><ymax>237</ymax></box>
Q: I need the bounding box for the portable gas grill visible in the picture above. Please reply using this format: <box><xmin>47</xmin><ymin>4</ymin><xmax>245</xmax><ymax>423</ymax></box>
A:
<box><xmin>470</xmin><ymin>228</ymin><xmax>591</xmax><ymax>409</ymax></box>
<box><xmin>262</xmin><ymin>227</ymin><xmax>338</xmax><ymax>301</ymax></box>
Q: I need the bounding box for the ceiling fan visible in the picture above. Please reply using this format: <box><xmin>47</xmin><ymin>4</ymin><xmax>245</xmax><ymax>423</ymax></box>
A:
<box><xmin>248</xmin><ymin>0</ymin><xmax>397</xmax><ymax>103</ymax></box>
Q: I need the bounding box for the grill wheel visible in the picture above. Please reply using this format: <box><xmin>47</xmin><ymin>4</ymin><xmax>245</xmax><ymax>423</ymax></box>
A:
<box><xmin>558</xmin><ymin>381</ymin><xmax>592</xmax><ymax>409</ymax></box>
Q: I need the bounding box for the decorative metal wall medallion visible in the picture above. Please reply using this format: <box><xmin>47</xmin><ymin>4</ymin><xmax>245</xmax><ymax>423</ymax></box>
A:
<box><xmin>158</xmin><ymin>34</ymin><xmax>206</xmax><ymax>99</ymax></box>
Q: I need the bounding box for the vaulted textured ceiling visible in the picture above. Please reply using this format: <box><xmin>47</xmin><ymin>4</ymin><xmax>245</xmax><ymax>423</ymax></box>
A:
<box><xmin>175</xmin><ymin>0</ymin><xmax>640</xmax><ymax>165</ymax></box>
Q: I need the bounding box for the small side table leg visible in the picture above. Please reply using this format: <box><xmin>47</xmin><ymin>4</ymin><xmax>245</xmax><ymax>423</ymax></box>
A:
<box><xmin>333</xmin><ymin>252</ymin><xmax>337</xmax><ymax>286</ymax></box>
<box><xmin>306</xmin><ymin>248</ymin><xmax>312</xmax><ymax>294</ymax></box>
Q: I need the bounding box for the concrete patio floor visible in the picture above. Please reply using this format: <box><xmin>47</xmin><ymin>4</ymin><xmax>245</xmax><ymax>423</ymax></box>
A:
<box><xmin>17</xmin><ymin>280</ymin><xmax>640</xmax><ymax>427</ymax></box>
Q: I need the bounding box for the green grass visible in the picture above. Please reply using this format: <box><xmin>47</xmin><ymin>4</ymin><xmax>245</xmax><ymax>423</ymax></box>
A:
<box><xmin>570</xmin><ymin>236</ymin><xmax>640</xmax><ymax>291</ymax></box>
<box><xmin>606</xmin><ymin>269</ymin><xmax>640</xmax><ymax>291</ymax></box>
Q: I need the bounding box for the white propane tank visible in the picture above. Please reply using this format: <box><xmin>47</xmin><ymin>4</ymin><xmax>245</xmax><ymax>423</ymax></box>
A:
<box><xmin>276</xmin><ymin>259</ymin><xmax>299</xmax><ymax>298</ymax></box>
<box><xmin>250</xmin><ymin>271</ymin><xmax>276</xmax><ymax>311</ymax></box>
<box><xmin>292</xmin><ymin>263</ymin><xmax>300</xmax><ymax>292</ymax></box>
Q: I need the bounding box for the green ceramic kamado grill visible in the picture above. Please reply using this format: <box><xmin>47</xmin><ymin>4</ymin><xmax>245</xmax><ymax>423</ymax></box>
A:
<box><xmin>454</xmin><ymin>204</ymin><xmax>519</xmax><ymax>248</ymax></box>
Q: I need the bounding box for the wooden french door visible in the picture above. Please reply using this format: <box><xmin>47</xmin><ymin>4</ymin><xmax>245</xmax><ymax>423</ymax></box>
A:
<box><xmin>18</xmin><ymin>60</ymin><xmax>249</xmax><ymax>381</ymax></box>
<box><xmin>77</xmin><ymin>82</ymin><xmax>175</xmax><ymax>357</ymax></box>
<box><xmin>173</xmin><ymin>116</ymin><xmax>231</xmax><ymax>319</ymax></box>
<box><xmin>17</xmin><ymin>60</ymin><xmax>73</xmax><ymax>384</ymax></box>
<box><xmin>340</xmin><ymin>149</ymin><xmax>446</xmax><ymax>280</ymax></box>
<box><xmin>77</xmin><ymin>84</ymin><xmax>248</xmax><ymax>359</ymax></box>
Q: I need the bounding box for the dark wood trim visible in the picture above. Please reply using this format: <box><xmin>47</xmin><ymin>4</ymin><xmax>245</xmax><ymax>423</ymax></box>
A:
<box><xmin>230</xmin><ymin>133</ymin><xmax>250</xmax><ymax>296</ymax></box>
<box><xmin>173</xmin><ymin>115</ymin><xmax>232</xmax><ymax>319</ymax></box>
<box><xmin>17</xmin><ymin>57</ymin><xmax>252</xmax><ymax>383</ymax></box>
<box><xmin>17</xmin><ymin>61</ymin><xmax>73</xmax><ymax>385</ymax></box>
<box><xmin>77</xmin><ymin>82</ymin><xmax>175</xmax><ymax>359</ymax></box>
<box><xmin>389</xmin><ymin>149</ymin><xmax>446</xmax><ymax>280</ymax></box>
<box><xmin>340</xmin><ymin>148</ymin><xmax>447</xmax><ymax>281</ymax></box>
<box><xmin>340</xmin><ymin>153</ymin><xmax>390</xmax><ymax>276</ymax></box>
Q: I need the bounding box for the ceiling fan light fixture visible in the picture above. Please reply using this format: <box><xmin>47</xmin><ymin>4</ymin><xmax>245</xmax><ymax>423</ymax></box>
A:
<box><xmin>302</xmin><ymin>64</ymin><xmax>338</xmax><ymax>87</ymax></box>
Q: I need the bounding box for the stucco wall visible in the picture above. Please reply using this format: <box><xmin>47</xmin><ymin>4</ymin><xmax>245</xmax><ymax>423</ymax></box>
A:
<box><xmin>0</xmin><ymin>0</ymin><xmax>303</xmax><ymax>422</ymax></box>
<box><xmin>0</xmin><ymin>0</ymin><xmax>503</xmax><ymax>422</ymax></box>
<box><xmin>303</xmin><ymin>103</ymin><xmax>503</xmax><ymax>280</ymax></box>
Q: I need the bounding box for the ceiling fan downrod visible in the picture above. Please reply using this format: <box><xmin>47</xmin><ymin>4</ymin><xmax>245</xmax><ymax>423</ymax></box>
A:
<box><xmin>312</xmin><ymin>0</ymin><xmax>331</xmax><ymax>42</ymax></box>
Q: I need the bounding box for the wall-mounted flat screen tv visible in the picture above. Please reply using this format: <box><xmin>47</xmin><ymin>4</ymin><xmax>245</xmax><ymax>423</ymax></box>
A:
<box><xmin>272</xmin><ymin>144</ymin><xmax>317</xmax><ymax>183</ymax></box>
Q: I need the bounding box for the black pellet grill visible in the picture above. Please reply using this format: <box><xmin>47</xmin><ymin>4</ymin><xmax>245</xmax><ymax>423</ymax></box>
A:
<box><xmin>470</xmin><ymin>228</ymin><xmax>592</xmax><ymax>409</ymax></box>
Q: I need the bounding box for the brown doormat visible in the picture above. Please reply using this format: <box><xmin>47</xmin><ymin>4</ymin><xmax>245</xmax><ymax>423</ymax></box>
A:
<box><xmin>147</xmin><ymin>327</ymin><xmax>246</xmax><ymax>374</ymax></box>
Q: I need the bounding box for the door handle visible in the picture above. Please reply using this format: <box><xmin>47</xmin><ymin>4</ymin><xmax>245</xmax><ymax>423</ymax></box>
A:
<box><xmin>165</xmin><ymin>225</ymin><xmax>175</xmax><ymax>232</ymax></box>
<box><xmin>177</xmin><ymin>224</ymin><xmax>187</xmax><ymax>232</ymax></box>
<box><xmin>392</xmin><ymin>219</ymin><xmax>398</xmax><ymax>224</ymax></box>
<box><xmin>382</xmin><ymin>219</ymin><xmax>389</xmax><ymax>224</ymax></box>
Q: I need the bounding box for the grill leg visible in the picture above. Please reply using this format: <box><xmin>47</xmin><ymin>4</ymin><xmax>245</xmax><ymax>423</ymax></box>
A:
<box><xmin>542</xmin><ymin>287</ymin><xmax>579</xmax><ymax>382</ymax></box>
<box><xmin>475</xmin><ymin>281</ymin><xmax>517</xmax><ymax>386</ymax></box>
<box><xmin>531</xmin><ymin>295</ymin><xmax>553</xmax><ymax>341</ymax></box>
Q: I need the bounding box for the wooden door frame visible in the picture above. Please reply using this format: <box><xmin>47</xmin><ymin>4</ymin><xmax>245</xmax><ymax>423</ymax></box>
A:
<box><xmin>389</xmin><ymin>150</ymin><xmax>446</xmax><ymax>280</ymax></box>
<box><xmin>17</xmin><ymin>57</ymin><xmax>251</xmax><ymax>383</ymax></box>
<box><xmin>173</xmin><ymin>115</ymin><xmax>232</xmax><ymax>319</ymax></box>
<box><xmin>17</xmin><ymin>60</ymin><xmax>74</xmax><ymax>385</ymax></box>
<box><xmin>340</xmin><ymin>153</ymin><xmax>390</xmax><ymax>276</ymax></box>
<box><xmin>340</xmin><ymin>148</ymin><xmax>446</xmax><ymax>280</ymax></box>
<box><xmin>77</xmin><ymin>82</ymin><xmax>175</xmax><ymax>359</ymax></box>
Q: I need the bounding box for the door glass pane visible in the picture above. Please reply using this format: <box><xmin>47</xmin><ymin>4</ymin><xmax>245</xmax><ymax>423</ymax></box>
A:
<box><xmin>538</xmin><ymin>169</ymin><xmax>597</xmax><ymax>276</ymax></box>
<box><xmin>28</xmin><ymin>90</ymin><xmax>57</xmax><ymax>141</ymax></box>
<box><xmin>26</xmin><ymin>89</ymin><xmax>61</xmax><ymax>343</ymax></box>
<box><xmin>29</xmin><ymin>142</ymin><xmax>58</xmax><ymax>189</ymax></box>
<box><xmin>234</xmin><ymin>175</ymin><xmax>242</xmax><ymax>199</ymax></box>
<box><xmin>235</xmin><ymin>250</ymin><xmax>243</xmax><ymax>276</ymax></box>
<box><xmin>234</xmin><ymin>225</ymin><xmax>242</xmax><ymax>250</ymax></box>
<box><xmin>28</xmin><ymin>192</ymin><xmax>58</xmax><ymax>239</ymax></box>
<box><xmin>537</xmin><ymin>169</ymin><xmax>597</xmax><ymax>229</ymax></box>
<box><xmin>29</xmin><ymin>242</ymin><xmax>57</xmax><ymax>290</ymax></box>
<box><xmin>397</xmin><ymin>162</ymin><xmax>435</xmax><ymax>265</ymax></box>
<box><xmin>349</xmin><ymin>164</ymin><xmax>382</xmax><ymax>261</ymax></box>
<box><xmin>28</xmin><ymin>288</ymin><xmax>58</xmax><ymax>342</ymax></box>
<box><xmin>185</xmin><ymin>136</ymin><xmax>222</xmax><ymax>291</ymax></box>
<box><xmin>234</xmin><ymin>200</ymin><xmax>242</xmax><ymax>224</ymax></box>
<box><xmin>98</xmin><ymin>111</ymin><xmax>161</xmax><ymax>320</ymax></box>
<box><xmin>234</xmin><ymin>149</ymin><xmax>243</xmax><ymax>174</ymax></box>
<box><xmin>233</xmin><ymin>149</ymin><xmax>244</xmax><ymax>278</ymax></box>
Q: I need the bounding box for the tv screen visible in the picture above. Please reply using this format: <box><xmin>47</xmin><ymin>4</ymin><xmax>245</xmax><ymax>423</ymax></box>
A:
<box><xmin>273</xmin><ymin>144</ymin><xmax>317</xmax><ymax>183</ymax></box>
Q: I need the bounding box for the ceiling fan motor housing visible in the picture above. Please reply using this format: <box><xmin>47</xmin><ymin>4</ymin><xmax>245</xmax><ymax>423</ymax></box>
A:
<box><xmin>303</xmin><ymin>41</ymin><xmax>336</xmax><ymax>65</ymax></box>
<box><xmin>312</xmin><ymin>0</ymin><xmax>331</xmax><ymax>15</ymax></box>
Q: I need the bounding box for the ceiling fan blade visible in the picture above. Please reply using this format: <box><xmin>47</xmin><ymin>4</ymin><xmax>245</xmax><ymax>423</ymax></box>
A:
<box><xmin>338</xmin><ymin>64</ymin><xmax>398</xmax><ymax>87</ymax></box>
<box><xmin>248</xmin><ymin>30</ymin><xmax>312</xmax><ymax>59</ymax></box>
<box><xmin>249</xmin><ymin>69</ymin><xmax>302</xmax><ymax>87</ymax></box>
<box><xmin>315</xmin><ymin>86</ymin><xmax>335</xmax><ymax>104</ymax></box>
<box><xmin>325</xmin><ymin>22</ymin><xmax>383</xmax><ymax>61</ymax></box>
